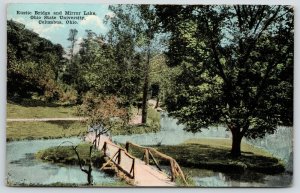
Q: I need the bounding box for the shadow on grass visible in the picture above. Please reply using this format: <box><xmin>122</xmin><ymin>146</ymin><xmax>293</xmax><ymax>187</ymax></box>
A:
<box><xmin>125</xmin><ymin>143</ymin><xmax>285</xmax><ymax>176</ymax></box>
<box><xmin>8</xmin><ymin>98</ymin><xmax>77</xmax><ymax>108</ymax></box>
<box><xmin>46</xmin><ymin>120</ymin><xmax>79</xmax><ymax>129</ymax></box>
<box><xmin>156</xmin><ymin>144</ymin><xmax>285</xmax><ymax>175</ymax></box>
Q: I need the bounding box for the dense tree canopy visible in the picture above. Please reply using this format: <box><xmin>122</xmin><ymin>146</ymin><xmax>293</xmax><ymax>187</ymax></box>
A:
<box><xmin>7</xmin><ymin>20</ymin><xmax>65</xmax><ymax>100</ymax></box>
<box><xmin>155</xmin><ymin>5</ymin><xmax>293</xmax><ymax>156</ymax></box>
<box><xmin>105</xmin><ymin>5</ymin><xmax>162</xmax><ymax>123</ymax></box>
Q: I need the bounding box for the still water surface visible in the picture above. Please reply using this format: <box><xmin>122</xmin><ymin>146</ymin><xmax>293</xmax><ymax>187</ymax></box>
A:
<box><xmin>6</xmin><ymin>137</ymin><xmax>117</xmax><ymax>185</ymax></box>
<box><xmin>113</xmin><ymin>113</ymin><xmax>293</xmax><ymax>187</ymax></box>
<box><xmin>6</xmin><ymin>113</ymin><xmax>293</xmax><ymax>187</ymax></box>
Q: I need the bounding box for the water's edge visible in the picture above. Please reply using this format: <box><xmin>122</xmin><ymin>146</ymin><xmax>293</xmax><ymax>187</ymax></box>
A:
<box><xmin>6</xmin><ymin>113</ymin><xmax>293</xmax><ymax>187</ymax></box>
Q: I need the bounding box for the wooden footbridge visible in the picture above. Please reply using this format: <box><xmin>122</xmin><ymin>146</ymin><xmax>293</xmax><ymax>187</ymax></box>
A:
<box><xmin>85</xmin><ymin>132</ymin><xmax>187</xmax><ymax>186</ymax></box>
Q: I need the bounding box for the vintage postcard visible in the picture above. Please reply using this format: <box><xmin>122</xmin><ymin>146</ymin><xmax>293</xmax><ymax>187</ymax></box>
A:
<box><xmin>6</xmin><ymin>3</ymin><xmax>293</xmax><ymax>187</ymax></box>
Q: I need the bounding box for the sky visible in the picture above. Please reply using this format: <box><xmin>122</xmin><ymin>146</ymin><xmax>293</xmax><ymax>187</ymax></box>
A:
<box><xmin>7</xmin><ymin>3</ymin><xmax>112</xmax><ymax>50</ymax></box>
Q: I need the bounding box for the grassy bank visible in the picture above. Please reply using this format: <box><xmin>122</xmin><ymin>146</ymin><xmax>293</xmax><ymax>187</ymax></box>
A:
<box><xmin>6</xmin><ymin>121</ymin><xmax>87</xmax><ymax>141</ymax></box>
<box><xmin>7</xmin><ymin>101</ymin><xmax>79</xmax><ymax>119</ymax></box>
<box><xmin>6</xmin><ymin>102</ymin><xmax>161</xmax><ymax>141</ymax></box>
<box><xmin>126</xmin><ymin>138</ymin><xmax>285</xmax><ymax>175</ymax></box>
<box><xmin>36</xmin><ymin>143</ymin><xmax>103</xmax><ymax>167</ymax></box>
<box><xmin>109</xmin><ymin>107</ymin><xmax>161</xmax><ymax>135</ymax></box>
<box><xmin>35</xmin><ymin>143</ymin><xmax>130</xmax><ymax>187</ymax></box>
<box><xmin>37</xmin><ymin>138</ymin><xmax>285</xmax><ymax>184</ymax></box>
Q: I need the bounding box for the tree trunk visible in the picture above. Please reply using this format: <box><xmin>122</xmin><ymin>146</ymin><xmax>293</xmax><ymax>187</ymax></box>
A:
<box><xmin>141</xmin><ymin>73</ymin><xmax>148</xmax><ymax>124</ymax></box>
<box><xmin>155</xmin><ymin>94</ymin><xmax>159</xmax><ymax>109</ymax></box>
<box><xmin>141</xmin><ymin>44</ymin><xmax>151</xmax><ymax>124</ymax></box>
<box><xmin>87</xmin><ymin>165</ymin><xmax>93</xmax><ymax>185</ymax></box>
<box><xmin>73</xmin><ymin>145</ymin><xmax>93</xmax><ymax>185</ymax></box>
<box><xmin>87</xmin><ymin>146</ymin><xmax>93</xmax><ymax>185</ymax></box>
<box><xmin>230</xmin><ymin>127</ymin><xmax>243</xmax><ymax>157</ymax></box>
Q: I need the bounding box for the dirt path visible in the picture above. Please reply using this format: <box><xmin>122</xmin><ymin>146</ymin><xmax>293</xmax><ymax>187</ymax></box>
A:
<box><xmin>85</xmin><ymin>132</ymin><xmax>175</xmax><ymax>187</ymax></box>
<box><xmin>6</xmin><ymin>117</ymin><xmax>87</xmax><ymax>122</ymax></box>
<box><xmin>129</xmin><ymin>99</ymin><xmax>162</xmax><ymax>125</ymax></box>
<box><xmin>7</xmin><ymin>100</ymin><xmax>160</xmax><ymax>124</ymax></box>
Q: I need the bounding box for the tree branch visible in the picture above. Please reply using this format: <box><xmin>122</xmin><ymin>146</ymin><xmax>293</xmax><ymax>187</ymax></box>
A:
<box><xmin>204</xmin><ymin>14</ymin><xmax>228</xmax><ymax>84</ymax></box>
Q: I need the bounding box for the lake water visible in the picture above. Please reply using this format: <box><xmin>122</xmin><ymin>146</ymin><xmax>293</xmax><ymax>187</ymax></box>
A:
<box><xmin>6</xmin><ymin>112</ymin><xmax>293</xmax><ymax>187</ymax></box>
<box><xmin>6</xmin><ymin>137</ymin><xmax>117</xmax><ymax>186</ymax></box>
<box><xmin>112</xmin><ymin>112</ymin><xmax>293</xmax><ymax>187</ymax></box>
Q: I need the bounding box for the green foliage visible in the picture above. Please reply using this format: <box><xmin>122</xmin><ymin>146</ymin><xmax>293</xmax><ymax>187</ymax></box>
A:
<box><xmin>36</xmin><ymin>143</ymin><xmax>103</xmax><ymax>167</ymax></box>
<box><xmin>147</xmin><ymin>107</ymin><xmax>161</xmax><ymax>128</ymax></box>
<box><xmin>156</xmin><ymin>142</ymin><xmax>284</xmax><ymax>174</ymax></box>
<box><xmin>58</xmin><ymin>85</ymin><xmax>78</xmax><ymax>105</ymax></box>
<box><xmin>175</xmin><ymin>173</ymin><xmax>196</xmax><ymax>187</ymax></box>
<box><xmin>106</xmin><ymin>5</ymin><xmax>167</xmax><ymax>124</ymax></box>
<box><xmin>155</xmin><ymin>5</ymin><xmax>293</xmax><ymax>155</ymax></box>
<box><xmin>7</xmin><ymin>20</ymin><xmax>66</xmax><ymax>100</ymax></box>
<box><xmin>125</xmin><ymin>138</ymin><xmax>284</xmax><ymax>177</ymax></box>
<box><xmin>79</xmin><ymin>92</ymin><xmax>128</xmax><ymax>133</ymax></box>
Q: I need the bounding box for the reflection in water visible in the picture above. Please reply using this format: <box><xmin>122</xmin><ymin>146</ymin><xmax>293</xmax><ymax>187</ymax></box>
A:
<box><xmin>6</xmin><ymin>137</ymin><xmax>117</xmax><ymax>185</ymax></box>
<box><xmin>6</xmin><ymin>113</ymin><xmax>293</xmax><ymax>187</ymax></box>
<box><xmin>246</xmin><ymin>126</ymin><xmax>293</xmax><ymax>171</ymax></box>
<box><xmin>114</xmin><ymin>113</ymin><xmax>292</xmax><ymax>164</ymax></box>
<box><xmin>113</xmin><ymin>112</ymin><xmax>293</xmax><ymax>187</ymax></box>
<box><xmin>192</xmin><ymin>169</ymin><xmax>292</xmax><ymax>187</ymax></box>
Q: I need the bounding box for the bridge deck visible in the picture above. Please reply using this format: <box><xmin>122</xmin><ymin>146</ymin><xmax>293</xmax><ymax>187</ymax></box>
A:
<box><xmin>85</xmin><ymin>133</ymin><xmax>176</xmax><ymax>187</ymax></box>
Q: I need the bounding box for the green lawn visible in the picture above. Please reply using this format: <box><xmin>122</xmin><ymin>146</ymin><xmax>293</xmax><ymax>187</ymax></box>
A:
<box><xmin>111</xmin><ymin>107</ymin><xmax>161</xmax><ymax>135</ymax></box>
<box><xmin>184</xmin><ymin>138</ymin><xmax>272</xmax><ymax>157</ymax></box>
<box><xmin>7</xmin><ymin>101</ymin><xmax>79</xmax><ymax>119</ymax></box>
<box><xmin>35</xmin><ymin>143</ymin><xmax>130</xmax><ymax>187</ymax></box>
<box><xmin>6</xmin><ymin>102</ymin><xmax>161</xmax><ymax>141</ymax></box>
<box><xmin>36</xmin><ymin>143</ymin><xmax>103</xmax><ymax>166</ymax></box>
<box><xmin>6</xmin><ymin>100</ymin><xmax>86</xmax><ymax>141</ymax></box>
<box><xmin>6</xmin><ymin>121</ymin><xmax>87</xmax><ymax>141</ymax></box>
<box><xmin>126</xmin><ymin>138</ymin><xmax>285</xmax><ymax>175</ymax></box>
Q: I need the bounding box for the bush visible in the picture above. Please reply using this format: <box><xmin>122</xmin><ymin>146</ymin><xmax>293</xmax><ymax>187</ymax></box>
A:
<box><xmin>59</xmin><ymin>87</ymin><xmax>78</xmax><ymax>105</ymax></box>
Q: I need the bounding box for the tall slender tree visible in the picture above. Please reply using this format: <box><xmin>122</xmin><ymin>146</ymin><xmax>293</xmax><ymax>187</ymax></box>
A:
<box><xmin>106</xmin><ymin>5</ymin><xmax>161</xmax><ymax>124</ymax></box>
<box><xmin>67</xmin><ymin>29</ymin><xmax>78</xmax><ymax>60</ymax></box>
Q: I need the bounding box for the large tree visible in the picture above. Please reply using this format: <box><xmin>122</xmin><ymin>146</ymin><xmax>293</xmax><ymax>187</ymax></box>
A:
<box><xmin>156</xmin><ymin>5</ymin><xmax>293</xmax><ymax>157</ymax></box>
<box><xmin>106</xmin><ymin>5</ymin><xmax>161</xmax><ymax>124</ymax></box>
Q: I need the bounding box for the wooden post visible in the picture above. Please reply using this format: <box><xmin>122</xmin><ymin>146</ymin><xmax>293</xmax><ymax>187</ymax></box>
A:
<box><xmin>97</xmin><ymin>134</ymin><xmax>101</xmax><ymax>148</ymax></box>
<box><xmin>144</xmin><ymin>149</ymin><xmax>149</xmax><ymax>165</ymax></box>
<box><xmin>125</xmin><ymin>142</ymin><xmax>130</xmax><ymax>152</ymax></box>
<box><xmin>103</xmin><ymin>142</ymin><xmax>107</xmax><ymax>156</ymax></box>
<box><xmin>170</xmin><ymin>159</ymin><xmax>176</xmax><ymax>182</ymax></box>
<box><xmin>148</xmin><ymin>150</ymin><xmax>162</xmax><ymax>171</ymax></box>
<box><xmin>117</xmin><ymin>149</ymin><xmax>121</xmax><ymax>165</ymax></box>
<box><xmin>130</xmin><ymin>158</ymin><xmax>135</xmax><ymax>179</ymax></box>
<box><xmin>175</xmin><ymin>161</ymin><xmax>188</xmax><ymax>185</ymax></box>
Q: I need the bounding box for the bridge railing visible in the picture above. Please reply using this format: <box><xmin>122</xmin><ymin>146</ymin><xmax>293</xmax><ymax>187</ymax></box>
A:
<box><xmin>102</xmin><ymin>141</ymin><xmax>135</xmax><ymax>179</ymax></box>
<box><xmin>125</xmin><ymin>141</ymin><xmax>187</xmax><ymax>185</ymax></box>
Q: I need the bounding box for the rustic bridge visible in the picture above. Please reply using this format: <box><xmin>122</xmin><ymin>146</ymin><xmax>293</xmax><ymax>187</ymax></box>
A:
<box><xmin>85</xmin><ymin>132</ymin><xmax>187</xmax><ymax>186</ymax></box>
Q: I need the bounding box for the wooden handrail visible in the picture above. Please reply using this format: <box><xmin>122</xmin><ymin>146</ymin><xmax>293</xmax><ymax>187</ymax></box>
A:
<box><xmin>101</xmin><ymin>140</ymin><xmax>187</xmax><ymax>183</ymax></box>
<box><xmin>123</xmin><ymin>149</ymin><xmax>136</xmax><ymax>160</ymax></box>
<box><xmin>125</xmin><ymin>141</ymin><xmax>188</xmax><ymax>185</ymax></box>
<box><xmin>105</xmin><ymin>140</ymin><xmax>123</xmax><ymax>149</ymax></box>
<box><xmin>102</xmin><ymin>141</ymin><xmax>135</xmax><ymax>179</ymax></box>
<box><xmin>126</xmin><ymin>141</ymin><xmax>173</xmax><ymax>161</ymax></box>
